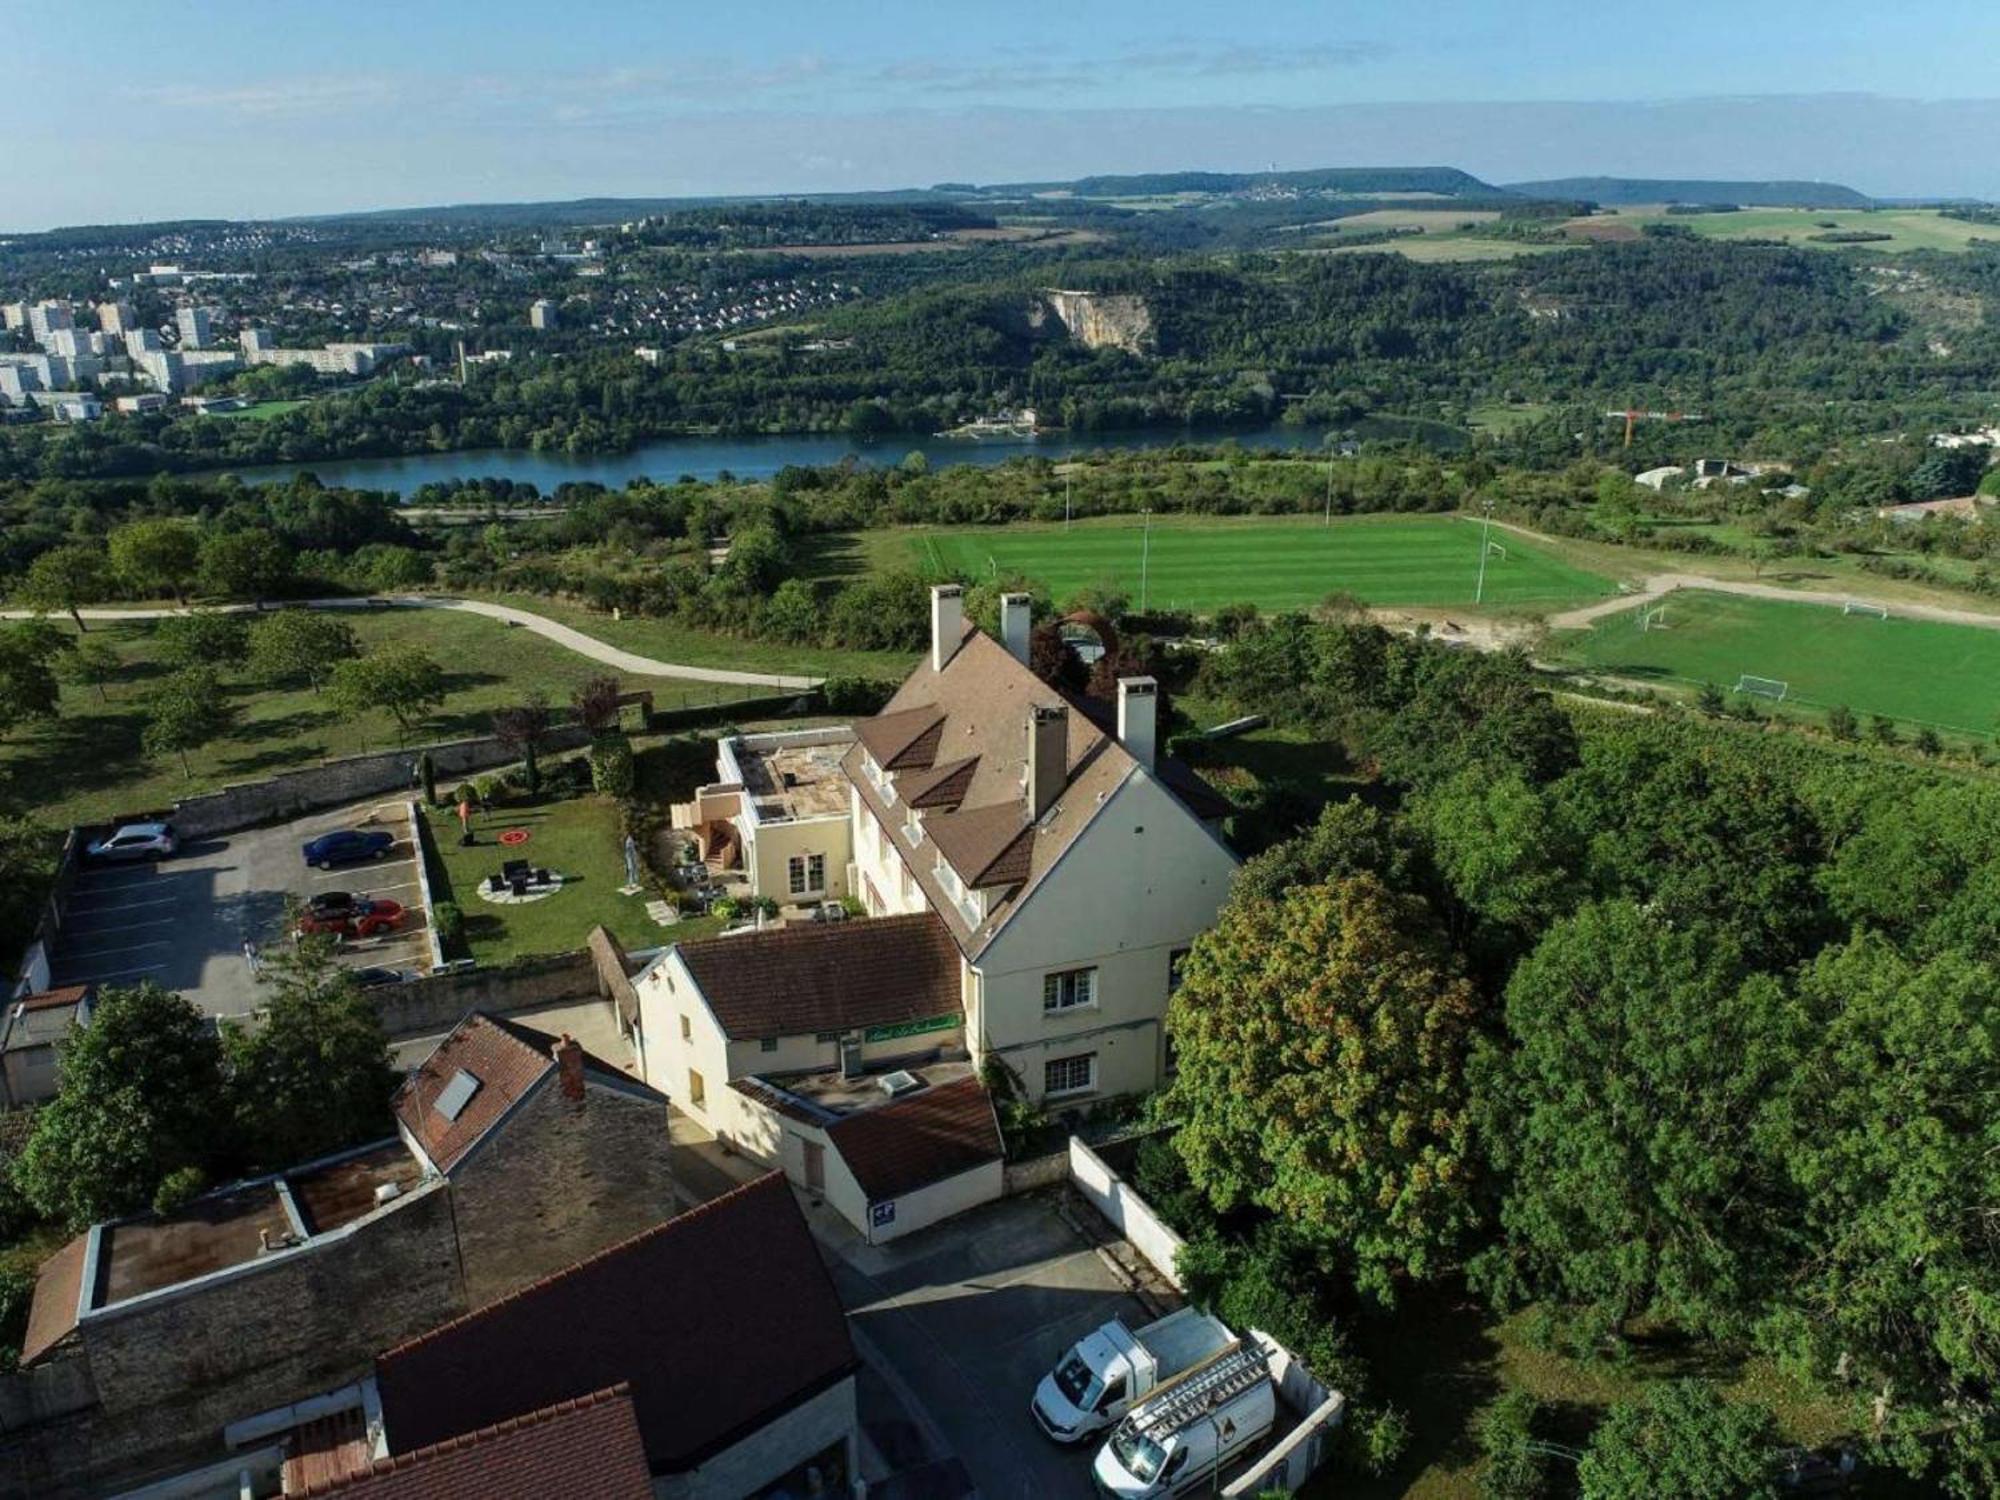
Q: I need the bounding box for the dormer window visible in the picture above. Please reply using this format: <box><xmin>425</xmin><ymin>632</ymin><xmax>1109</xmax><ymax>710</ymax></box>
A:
<box><xmin>904</xmin><ymin>805</ymin><xmax>924</xmax><ymax>846</ymax></box>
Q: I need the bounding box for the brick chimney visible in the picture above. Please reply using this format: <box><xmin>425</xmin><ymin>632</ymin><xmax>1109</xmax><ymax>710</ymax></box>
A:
<box><xmin>930</xmin><ymin>584</ymin><xmax>964</xmax><ymax>673</ymax></box>
<box><xmin>553</xmin><ymin>1033</ymin><xmax>585</xmax><ymax>1102</ymax></box>
<box><xmin>1117</xmin><ymin>676</ymin><xmax>1158</xmax><ymax>770</ymax></box>
<box><xmin>1000</xmin><ymin>592</ymin><xmax>1033</xmax><ymax>665</ymax></box>
<box><xmin>1027</xmin><ymin>703</ymin><xmax>1068</xmax><ymax>819</ymax></box>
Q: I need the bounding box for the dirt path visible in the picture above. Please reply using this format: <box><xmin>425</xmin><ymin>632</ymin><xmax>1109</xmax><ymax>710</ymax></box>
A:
<box><xmin>1544</xmin><ymin>574</ymin><xmax>2000</xmax><ymax>633</ymax></box>
<box><xmin>0</xmin><ymin>594</ymin><xmax>823</xmax><ymax>690</ymax></box>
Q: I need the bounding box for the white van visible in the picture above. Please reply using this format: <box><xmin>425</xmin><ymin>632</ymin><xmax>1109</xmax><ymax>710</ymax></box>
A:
<box><xmin>1032</xmin><ymin>1307</ymin><xmax>1234</xmax><ymax>1442</ymax></box>
<box><xmin>1092</xmin><ymin>1341</ymin><xmax>1276</xmax><ymax>1499</ymax></box>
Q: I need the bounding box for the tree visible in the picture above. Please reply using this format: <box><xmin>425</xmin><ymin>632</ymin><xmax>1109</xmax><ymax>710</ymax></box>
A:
<box><xmin>108</xmin><ymin>518</ymin><xmax>202</xmax><ymax>603</ymax></box>
<box><xmin>16</xmin><ymin>543</ymin><xmax>109</xmax><ymax>632</ymax></box>
<box><xmin>492</xmin><ymin>692</ymin><xmax>553</xmax><ymax>795</ymax></box>
<box><xmin>1913</xmin><ymin>725</ymin><xmax>1943</xmax><ymax>757</ymax></box>
<box><xmin>14</xmin><ymin>983</ymin><xmax>231</xmax><ymax>1227</ymax></box>
<box><xmin>1576</xmin><ymin>1382</ymin><xmax>1779</xmax><ymax>1500</ymax></box>
<box><xmin>329</xmin><ymin>648</ymin><xmax>446</xmax><ymax>744</ymax></box>
<box><xmin>142</xmin><ymin>665</ymin><xmax>235</xmax><ymax>777</ymax></box>
<box><xmin>198</xmin><ymin>528</ymin><xmax>292</xmax><ymax>603</ymax></box>
<box><xmin>1028</xmin><ymin>620</ymin><xmax>1086</xmax><ymax>693</ymax></box>
<box><xmin>1474</xmin><ymin>901</ymin><xmax>1799</xmax><ymax>1334</ymax></box>
<box><xmin>223</xmin><ymin>938</ymin><xmax>397</xmax><ymax>1169</ymax></box>
<box><xmin>1826</xmin><ymin>703</ymin><xmax>1858</xmax><ymax>741</ymax></box>
<box><xmin>0</xmin><ymin>623</ymin><xmax>62</xmax><ymax>738</ymax></box>
<box><xmin>247</xmin><ymin>608</ymin><xmax>358</xmax><ymax>693</ymax></box>
<box><xmin>1411</xmin><ymin>767</ymin><xmax>1581</xmax><ymax>936</ymax></box>
<box><xmin>154</xmin><ymin>611</ymin><xmax>250</xmax><ymax>671</ymax></box>
<box><xmin>1165</xmin><ymin>874</ymin><xmax>1484</xmax><ymax>1302</ymax></box>
<box><xmin>0</xmin><ymin>817</ymin><xmax>57</xmax><ymax>976</ymax></box>
<box><xmin>1869</xmin><ymin>714</ymin><xmax>1898</xmax><ymax>746</ymax></box>
<box><xmin>570</xmin><ymin>674</ymin><xmax>623</xmax><ymax>734</ymax></box>
<box><xmin>1755</xmin><ymin>937</ymin><xmax>2000</xmax><ymax>1489</ymax></box>
<box><xmin>56</xmin><ymin>636</ymin><xmax>120</xmax><ymax>703</ymax></box>
<box><xmin>762</xmin><ymin>578</ymin><xmax>823</xmax><ymax>644</ymax></box>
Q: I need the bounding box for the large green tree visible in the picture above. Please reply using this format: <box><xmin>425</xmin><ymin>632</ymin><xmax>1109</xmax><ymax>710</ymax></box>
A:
<box><xmin>224</xmin><ymin>939</ymin><xmax>398</xmax><ymax>1170</ymax></box>
<box><xmin>0</xmin><ymin>622</ymin><xmax>62</xmax><ymax>739</ymax></box>
<box><xmin>328</xmin><ymin>647</ymin><xmax>447</xmax><ymax>743</ymax></box>
<box><xmin>247</xmin><ymin>608</ymin><xmax>359</xmax><ymax>693</ymax></box>
<box><xmin>108</xmin><ymin>518</ymin><xmax>202</xmax><ymax>603</ymax></box>
<box><xmin>154</xmin><ymin>611</ymin><xmax>250</xmax><ymax>671</ymax></box>
<box><xmin>1474</xmin><ymin>900</ymin><xmax>1799</xmax><ymax>1334</ymax></box>
<box><xmin>16</xmin><ymin>543</ymin><xmax>109</xmax><ymax>632</ymax></box>
<box><xmin>197</xmin><ymin>528</ymin><xmax>292</xmax><ymax>604</ymax></box>
<box><xmin>1166</xmin><ymin>873</ymin><xmax>1484</xmax><ymax>1301</ymax></box>
<box><xmin>1576</xmin><ymin>1382</ymin><xmax>1780</xmax><ymax>1500</ymax></box>
<box><xmin>142</xmin><ymin>665</ymin><xmax>236</xmax><ymax>777</ymax></box>
<box><xmin>14</xmin><ymin>983</ymin><xmax>231</xmax><ymax>1227</ymax></box>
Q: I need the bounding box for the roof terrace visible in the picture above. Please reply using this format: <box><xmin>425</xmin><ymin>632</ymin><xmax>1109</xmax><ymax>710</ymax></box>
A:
<box><xmin>721</xmin><ymin>728</ymin><xmax>854</xmax><ymax>825</ymax></box>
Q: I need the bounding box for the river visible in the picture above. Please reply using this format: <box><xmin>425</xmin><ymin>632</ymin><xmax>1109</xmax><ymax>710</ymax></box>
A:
<box><xmin>229</xmin><ymin>417</ymin><xmax>1465</xmax><ymax>498</ymax></box>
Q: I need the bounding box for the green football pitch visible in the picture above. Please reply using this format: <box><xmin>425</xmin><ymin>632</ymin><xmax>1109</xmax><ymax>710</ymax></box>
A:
<box><xmin>897</xmin><ymin>516</ymin><xmax>1614</xmax><ymax>612</ymax></box>
<box><xmin>1554</xmin><ymin>590</ymin><xmax>2000</xmax><ymax>733</ymax></box>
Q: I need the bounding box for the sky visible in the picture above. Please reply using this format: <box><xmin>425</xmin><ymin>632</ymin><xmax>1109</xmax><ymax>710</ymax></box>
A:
<box><xmin>9</xmin><ymin>1</ymin><xmax>2000</xmax><ymax>227</ymax></box>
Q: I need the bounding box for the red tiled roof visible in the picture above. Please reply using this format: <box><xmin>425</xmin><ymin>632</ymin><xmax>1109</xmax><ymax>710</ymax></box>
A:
<box><xmin>675</xmin><ymin>913</ymin><xmax>961</xmax><ymax>1041</ymax></box>
<box><xmin>374</xmin><ymin>1174</ymin><xmax>855</xmax><ymax>1475</ymax></box>
<box><xmin>16</xmin><ymin>984</ymin><xmax>91</xmax><ymax>1012</ymax></box>
<box><xmin>828</xmin><ymin>1076</ymin><xmax>1003</xmax><ymax>1201</ymax></box>
<box><xmin>20</xmin><ymin>1233</ymin><xmax>87</xmax><ymax>1367</ymax></box>
<box><xmin>393</xmin><ymin>1013</ymin><xmax>554</xmax><ymax>1174</ymax></box>
<box><xmin>302</xmin><ymin>1386</ymin><xmax>651</xmax><ymax>1500</ymax></box>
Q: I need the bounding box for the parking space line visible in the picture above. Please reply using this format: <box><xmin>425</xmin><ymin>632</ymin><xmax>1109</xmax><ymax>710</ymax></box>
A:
<box><xmin>60</xmin><ymin>938</ymin><xmax>173</xmax><ymax>959</ymax></box>
<box><xmin>64</xmin><ymin>916</ymin><xmax>180</xmax><ymax>936</ymax></box>
<box><xmin>66</xmin><ymin>893</ymin><xmax>181</xmax><ymax>913</ymax></box>
<box><xmin>57</xmin><ymin>961</ymin><xmax>168</xmax><ymax>983</ymax></box>
<box><xmin>308</xmin><ymin>860</ymin><xmax>414</xmax><ymax>885</ymax></box>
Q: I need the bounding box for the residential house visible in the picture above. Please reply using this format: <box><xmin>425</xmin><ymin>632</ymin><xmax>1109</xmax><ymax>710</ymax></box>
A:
<box><xmin>372</xmin><ymin>1173</ymin><xmax>859</xmax><ymax>1500</ymax></box>
<box><xmin>674</xmin><ymin>727</ymin><xmax>855</xmax><ymax>909</ymax></box>
<box><xmin>2</xmin><ymin>1014</ymin><xmax>676</xmax><ymax>1500</ymax></box>
<box><xmin>845</xmin><ymin>587</ymin><xmax>1236</xmax><ymax>1106</ymax></box>
<box><xmin>0</xmin><ymin>984</ymin><xmax>92</xmax><ymax>1108</ymax></box>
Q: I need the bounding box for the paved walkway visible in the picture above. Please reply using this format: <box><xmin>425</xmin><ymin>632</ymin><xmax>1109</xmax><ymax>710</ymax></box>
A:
<box><xmin>0</xmin><ymin>594</ymin><xmax>823</xmax><ymax>690</ymax></box>
<box><xmin>1544</xmin><ymin>571</ymin><xmax>2000</xmax><ymax>633</ymax></box>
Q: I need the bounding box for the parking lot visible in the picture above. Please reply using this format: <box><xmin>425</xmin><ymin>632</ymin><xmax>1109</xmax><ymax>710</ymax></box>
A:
<box><xmin>824</xmin><ymin>1193</ymin><xmax>1151</xmax><ymax>1499</ymax></box>
<box><xmin>48</xmin><ymin>800</ymin><xmax>433</xmax><ymax>1018</ymax></box>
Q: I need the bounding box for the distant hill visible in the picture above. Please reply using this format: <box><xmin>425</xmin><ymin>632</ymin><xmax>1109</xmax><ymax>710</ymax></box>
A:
<box><xmin>1505</xmin><ymin>177</ymin><xmax>1873</xmax><ymax>209</ymax></box>
<box><xmin>966</xmin><ymin>166</ymin><xmax>1512</xmax><ymax>200</ymax></box>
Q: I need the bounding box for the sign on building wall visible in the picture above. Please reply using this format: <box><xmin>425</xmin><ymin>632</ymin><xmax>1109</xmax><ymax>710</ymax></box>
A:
<box><xmin>862</xmin><ymin>1011</ymin><xmax>958</xmax><ymax>1044</ymax></box>
<box><xmin>870</xmin><ymin>1201</ymin><xmax>896</xmax><ymax>1229</ymax></box>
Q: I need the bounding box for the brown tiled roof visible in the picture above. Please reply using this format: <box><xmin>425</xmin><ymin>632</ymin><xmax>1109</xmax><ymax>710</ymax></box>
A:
<box><xmin>374</xmin><ymin>1174</ymin><xmax>855</xmax><ymax>1476</ymax></box>
<box><xmin>16</xmin><ymin>984</ymin><xmax>91</xmax><ymax>1012</ymax></box>
<box><xmin>925</xmin><ymin>803</ymin><xmax>1035</xmax><ymax>890</ymax></box>
<box><xmin>828</xmin><ymin>1076</ymin><xmax>1003</xmax><ymax>1201</ymax></box>
<box><xmin>303</xmin><ymin>1386</ymin><xmax>651</xmax><ymax>1500</ymax></box>
<box><xmin>844</xmin><ymin>627</ymin><xmax>1235</xmax><ymax>955</ymax></box>
<box><xmin>900</xmin><ymin>755</ymin><xmax>979</xmax><ymax>810</ymax></box>
<box><xmin>854</xmin><ymin>706</ymin><xmax>945</xmax><ymax>770</ymax></box>
<box><xmin>20</xmin><ymin>1233</ymin><xmax>87</xmax><ymax>1367</ymax></box>
<box><xmin>393</xmin><ymin>1013</ymin><xmax>649</xmax><ymax>1174</ymax></box>
<box><xmin>283</xmin><ymin>1406</ymin><xmax>373</xmax><ymax>1493</ymax></box>
<box><xmin>675</xmin><ymin>913</ymin><xmax>961</xmax><ymax>1041</ymax></box>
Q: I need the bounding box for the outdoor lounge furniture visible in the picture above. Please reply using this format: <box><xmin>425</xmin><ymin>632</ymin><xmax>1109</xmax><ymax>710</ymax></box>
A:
<box><xmin>502</xmin><ymin>858</ymin><xmax>530</xmax><ymax>882</ymax></box>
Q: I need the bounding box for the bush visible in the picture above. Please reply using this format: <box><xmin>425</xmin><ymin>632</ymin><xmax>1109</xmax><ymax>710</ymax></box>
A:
<box><xmin>1478</xmin><ymin>1392</ymin><xmax>1551</xmax><ymax>1499</ymax></box>
<box><xmin>152</xmin><ymin>1165</ymin><xmax>208</xmax><ymax>1215</ymax></box>
<box><xmin>1340</xmin><ymin>1403</ymin><xmax>1411</xmax><ymax>1478</ymax></box>
<box><xmin>432</xmin><ymin>901</ymin><xmax>464</xmax><ymax>948</ymax></box>
<box><xmin>820</xmin><ymin>676</ymin><xmax>899</xmax><ymax>714</ymax></box>
<box><xmin>0</xmin><ymin>1268</ymin><xmax>35</xmax><ymax>1373</ymax></box>
<box><xmin>588</xmin><ymin>733</ymin><xmax>636</xmax><ymax>798</ymax></box>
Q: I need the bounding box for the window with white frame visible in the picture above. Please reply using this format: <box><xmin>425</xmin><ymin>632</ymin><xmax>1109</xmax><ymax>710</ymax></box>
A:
<box><xmin>1043</xmin><ymin>966</ymin><xmax>1099</xmax><ymax>1012</ymax></box>
<box><xmin>788</xmin><ymin>852</ymin><xmax>826</xmax><ymax>896</ymax></box>
<box><xmin>1045</xmin><ymin>1053</ymin><xmax>1096</xmax><ymax>1097</ymax></box>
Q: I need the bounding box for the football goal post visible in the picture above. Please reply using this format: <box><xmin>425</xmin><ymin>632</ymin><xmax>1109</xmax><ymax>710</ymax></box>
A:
<box><xmin>1843</xmin><ymin>600</ymin><xmax>1889</xmax><ymax>619</ymax></box>
<box><xmin>1735</xmin><ymin>675</ymin><xmax>1790</xmax><ymax>702</ymax></box>
<box><xmin>1486</xmin><ymin>541</ymin><xmax>1508</xmax><ymax>560</ymax></box>
<box><xmin>1639</xmin><ymin>606</ymin><xmax>1668</xmax><ymax>632</ymax></box>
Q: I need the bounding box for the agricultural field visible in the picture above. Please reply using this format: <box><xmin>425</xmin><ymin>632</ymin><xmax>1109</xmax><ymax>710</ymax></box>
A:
<box><xmin>880</xmin><ymin>514</ymin><xmax>1615</xmax><ymax>613</ymax></box>
<box><xmin>1551</xmin><ymin>590</ymin><xmax>2000</xmax><ymax>734</ymax></box>
<box><xmin>0</xmin><ymin>607</ymin><xmax>764</xmax><ymax>827</ymax></box>
<box><xmin>1589</xmin><ymin>205</ymin><xmax>1994</xmax><ymax>254</ymax></box>
<box><xmin>1328</xmin><ymin>235</ymin><xmax>1568</xmax><ymax>263</ymax></box>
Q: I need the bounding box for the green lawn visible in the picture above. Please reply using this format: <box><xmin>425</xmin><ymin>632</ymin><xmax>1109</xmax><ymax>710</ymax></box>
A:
<box><xmin>209</xmin><ymin>399</ymin><xmax>309</xmax><ymax>421</ymax></box>
<box><xmin>1603</xmin><ymin>206</ymin><xmax>1993</xmax><ymax>254</ymax></box>
<box><xmin>880</xmin><ymin>514</ymin><xmax>1615</xmax><ymax>613</ymax></box>
<box><xmin>1</xmin><ymin>609</ymin><xmax>771</xmax><ymax>827</ymax></box>
<box><xmin>420</xmin><ymin>793</ymin><xmax>716</xmax><ymax>963</ymax></box>
<box><xmin>1552</xmin><ymin>591</ymin><xmax>2000</xmax><ymax>734</ymax></box>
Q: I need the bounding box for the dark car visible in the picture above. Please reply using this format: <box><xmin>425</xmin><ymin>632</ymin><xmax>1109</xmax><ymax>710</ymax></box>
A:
<box><xmin>301</xmin><ymin>828</ymin><xmax>396</xmax><ymax>870</ymax></box>
<box><xmin>349</xmin><ymin>965</ymin><xmax>414</xmax><ymax>988</ymax></box>
<box><xmin>295</xmin><ymin>896</ymin><xmax>404</xmax><ymax>941</ymax></box>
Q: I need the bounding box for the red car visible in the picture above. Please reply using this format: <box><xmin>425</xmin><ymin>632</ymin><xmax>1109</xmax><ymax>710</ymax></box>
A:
<box><xmin>295</xmin><ymin>895</ymin><xmax>404</xmax><ymax>941</ymax></box>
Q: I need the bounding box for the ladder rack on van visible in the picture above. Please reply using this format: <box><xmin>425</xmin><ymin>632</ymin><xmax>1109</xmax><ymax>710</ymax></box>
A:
<box><xmin>1127</xmin><ymin>1340</ymin><xmax>1269</xmax><ymax>1441</ymax></box>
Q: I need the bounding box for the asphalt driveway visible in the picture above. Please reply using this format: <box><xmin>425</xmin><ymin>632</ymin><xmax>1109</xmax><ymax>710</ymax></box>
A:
<box><xmin>823</xmin><ymin>1193</ymin><xmax>1149</xmax><ymax>1500</ymax></box>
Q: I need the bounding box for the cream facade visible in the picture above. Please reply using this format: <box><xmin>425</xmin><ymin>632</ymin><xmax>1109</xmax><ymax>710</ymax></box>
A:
<box><xmin>675</xmin><ymin>728</ymin><xmax>855</xmax><ymax>907</ymax></box>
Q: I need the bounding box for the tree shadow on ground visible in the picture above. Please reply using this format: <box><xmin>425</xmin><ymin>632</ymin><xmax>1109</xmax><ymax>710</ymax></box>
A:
<box><xmin>1341</xmin><ymin>1289</ymin><xmax>1505</xmax><ymax>1497</ymax></box>
<box><xmin>795</xmin><ymin>532</ymin><xmax>870</xmax><ymax>582</ymax></box>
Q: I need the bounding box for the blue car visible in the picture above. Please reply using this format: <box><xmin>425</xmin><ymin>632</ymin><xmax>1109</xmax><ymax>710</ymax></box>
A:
<box><xmin>301</xmin><ymin>827</ymin><xmax>397</xmax><ymax>870</ymax></box>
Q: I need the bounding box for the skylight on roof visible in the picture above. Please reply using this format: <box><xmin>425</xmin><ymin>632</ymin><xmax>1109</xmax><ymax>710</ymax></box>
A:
<box><xmin>433</xmin><ymin>1068</ymin><xmax>482</xmax><ymax>1122</ymax></box>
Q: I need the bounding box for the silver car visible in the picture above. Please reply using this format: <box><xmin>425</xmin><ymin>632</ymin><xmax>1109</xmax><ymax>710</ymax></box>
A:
<box><xmin>87</xmin><ymin>822</ymin><xmax>178</xmax><ymax>862</ymax></box>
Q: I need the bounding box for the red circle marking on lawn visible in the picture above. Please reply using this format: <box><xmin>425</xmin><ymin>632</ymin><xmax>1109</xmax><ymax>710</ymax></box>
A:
<box><xmin>498</xmin><ymin>829</ymin><xmax>531</xmax><ymax>846</ymax></box>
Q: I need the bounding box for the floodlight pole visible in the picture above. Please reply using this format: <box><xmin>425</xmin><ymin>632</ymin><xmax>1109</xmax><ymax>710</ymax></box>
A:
<box><xmin>1140</xmin><ymin>509</ymin><xmax>1151</xmax><ymax>614</ymax></box>
<box><xmin>1065</xmin><ymin>473</ymin><xmax>1072</xmax><ymax>530</ymax></box>
<box><xmin>1475</xmin><ymin>498</ymin><xmax>1496</xmax><ymax>605</ymax></box>
<box><xmin>1324</xmin><ymin>456</ymin><xmax>1334</xmax><ymax>526</ymax></box>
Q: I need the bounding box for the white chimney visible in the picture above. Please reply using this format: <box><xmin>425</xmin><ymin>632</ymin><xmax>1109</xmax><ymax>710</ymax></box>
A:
<box><xmin>1028</xmin><ymin>704</ymin><xmax>1068</xmax><ymax>819</ymax></box>
<box><xmin>1000</xmin><ymin>592</ymin><xmax>1033</xmax><ymax>665</ymax></box>
<box><xmin>1117</xmin><ymin>677</ymin><xmax>1158</xmax><ymax>770</ymax></box>
<box><xmin>930</xmin><ymin>584</ymin><xmax>964</xmax><ymax>673</ymax></box>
